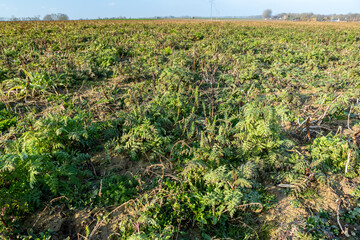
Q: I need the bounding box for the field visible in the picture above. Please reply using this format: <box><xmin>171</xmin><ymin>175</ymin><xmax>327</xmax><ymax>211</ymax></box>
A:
<box><xmin>1</xmin><ymin>20</ymin><xmax>360</xmax><ymax>239</ymax></box>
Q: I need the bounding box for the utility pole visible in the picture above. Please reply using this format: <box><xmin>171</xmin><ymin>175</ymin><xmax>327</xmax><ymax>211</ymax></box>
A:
<box><xmin>210</xmin><ymin>0</ymin><xmax>213</xmax><ymax>20</ymax></box>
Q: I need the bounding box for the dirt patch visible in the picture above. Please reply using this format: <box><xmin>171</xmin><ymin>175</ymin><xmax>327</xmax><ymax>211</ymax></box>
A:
<box><xmin>29</xmin><ymin>205</ymin><xmax>67</xmax><ymax>233</ymax></box>
<box><xmin>262</xmin><ymin>185</ymin><xmax>308</xmax><ymax>238</ymax></box>
<box><xmin>261</xmin><ymin>176</ymin><xmax>360</xmax><ymax>239</ymax></box>
<box><xmin>23</xmin><ymin>204</ymin><xmax>72</xmax><ymax>239</ymax></box>
<box><xmin>92</xmin><ymin>151</ymin><xmax>152</xmax><ymax>177</ymax></box>
<box><xmin>24</xmin><ymin>204</ymin><xmax>107</xmax><ymax>239</ymax></box>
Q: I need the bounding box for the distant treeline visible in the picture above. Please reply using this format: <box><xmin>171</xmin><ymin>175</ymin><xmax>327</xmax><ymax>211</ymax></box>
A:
<box><xmin>270</xmin><ymin>13</ymin><xmax>360</xmax><ymax>22</ymax></box>
<box><xmin>2</xmin><ymin>12</ymin><xmax>360</xmax><ymax>22</ymax></box>
<box><xmin>0</xmin><ymin>16</ymin><xmax>41</xmax><ymax>21</ymax></box>
<box><xmin>0</xmin><ymin>13</ymin><xmax>69</xmax><ymax>21</ymax></box>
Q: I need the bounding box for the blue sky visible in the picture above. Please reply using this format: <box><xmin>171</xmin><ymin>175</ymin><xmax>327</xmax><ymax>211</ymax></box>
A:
<box><xmin>0</xmin><ymin>0</ymin><xmax>360</xmax><ymax>19</ymax></box>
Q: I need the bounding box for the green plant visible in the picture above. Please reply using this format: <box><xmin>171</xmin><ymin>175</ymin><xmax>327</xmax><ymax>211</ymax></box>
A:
<box><xmin>4</xmin><ymin>70</ymin><xmax>66</xmax><ymax>99</ymax></box>
<box><xmin>343</xmin><ymin>207</ymin><xmax>360</xmax><ymax>224</ymax></box>
<box><xmin>310</xmin><ymin>134</ymin><xmax>354</xmax><ymax>173</ymax></box>
<box><xmin>305</xmin><ymin>214</ymin><xmax>339</xmax><ymax>239</ymax></box>
<box><xmin>0</xmin><ymin>113</ymin><xmax>99</xmax><ymax>233</ymax></box>
<box><xmin>0</xmin><ymin>107</ymin><xmax>17</xmax><ymax>133</ymax></box>
<box><xmin>95</xmin><ymin>174</ymin><xmax>138</xmax><ymax>206</ymax></box>
<box><xmin>117</xmin><ymin>110</ymin><xmax>171</xmax><ymax>161</ymax></box>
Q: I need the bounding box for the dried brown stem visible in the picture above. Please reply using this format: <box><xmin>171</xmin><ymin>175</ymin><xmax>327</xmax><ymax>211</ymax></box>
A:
<box><xmin>345</xmin><ymin>150</ymin><xmax>352</xmax><ymax>174</ymax></box>
<box><xmin>313</xmin><ymin>95</ymin><xmax>342</xmax><ymax>125</ymax></box>
<box><xmin>348</xmin><ymin>105</ymin><xmax>353</xmax><ymax>130</ymax></box>
<box><xmin>306</xmin><ymin>117</ymin><xmax>312</xmax><ymax>143</ymax></box>
<box><xmin>33</xmin><ymin>196</ymin><xmax>69</xmax><ymax>228</ymax></box>
<box><xmin>336</xmin><ymin>199</ymin><xmax>350</xmax><ymax>237</ymax></box>
<box><xmin>0</xmin><ymin>207</ymin><xmax>9</xmax><ymax>230</ymax></box>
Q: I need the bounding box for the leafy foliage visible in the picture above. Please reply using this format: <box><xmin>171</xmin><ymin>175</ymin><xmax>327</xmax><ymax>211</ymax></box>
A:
<box><xmin>310</xmin><ymin>134</ymin><xmax>356</xmax><ymax>173</ymax></box>
<box><xmin>0</xmin><ymin>107</ymin><xmax>17</xmax><ymax>133</ymax></box>
<box><xmin>0</xmin><ymin>114</ymin><xmax>93</xmax><ymax>213</ymax></box>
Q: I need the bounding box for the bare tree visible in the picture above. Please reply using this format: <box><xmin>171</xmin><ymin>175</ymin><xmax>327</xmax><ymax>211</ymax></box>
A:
<box><xmin>263</xmin><ymin>9</ymin><xmax>272</xmax><ymax>19</ymax></box>
<box><xmin>43</xmin><ymin>14</ymin><xmax>54</xmax><ymax>21</ymax></box>
<box><xmin>43</xmin><ymin>13</ymin><xmax>69</xmax><ymax>21</ymax></box>
<box><xmin>57</xmin><ymin>13</ymin><xmax>69</xmax><ymax>21</ymax></box>
<box><xmin>10</xmin><ymin>15</ymin><xmax>19</xmax><ymax>21</ymax></box>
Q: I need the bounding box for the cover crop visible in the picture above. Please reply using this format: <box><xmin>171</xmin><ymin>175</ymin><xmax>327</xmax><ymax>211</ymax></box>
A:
<box><xmin>0</xmin><ymin>20</ymin><xmax>359</xmax><ymax>239</ymax></box>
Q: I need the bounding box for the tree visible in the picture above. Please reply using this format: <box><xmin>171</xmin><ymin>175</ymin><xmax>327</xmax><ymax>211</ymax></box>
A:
<box><xmin>43</xmin><ymin>14</ymin><xmax>54</xmax><ymax>21</ymax></box>
<box><xmin>10</xmin><ymin>15</ymin><xmax>19</xmax><ymax>21</ymax></box>
<box><xmin>43</xmin><ymin>13</ymin><xmax>69</xmax><ymax>21</ymax></box>
<box><xmin>57</xmin><ymin>13</ymin><xmax>69</xmax><ymax>21</ymax></box>
<box><xmin>263</xmin><ymin>9</ymin><xmax>272</xmax><ymax>19</ymax></box>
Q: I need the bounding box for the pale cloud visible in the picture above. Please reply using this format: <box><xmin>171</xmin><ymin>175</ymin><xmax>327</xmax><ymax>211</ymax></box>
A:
<box><xmin>108</xmin><ymin>2</ymin><xmax>116</xmax><ymax>7</ymax></box>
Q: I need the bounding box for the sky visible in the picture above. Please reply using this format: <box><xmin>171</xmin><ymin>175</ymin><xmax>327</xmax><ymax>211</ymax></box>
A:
<box><xmin>0</xmin><ymin>0</ymin><xmax>360</xmax><ymax>19</ymax></box>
